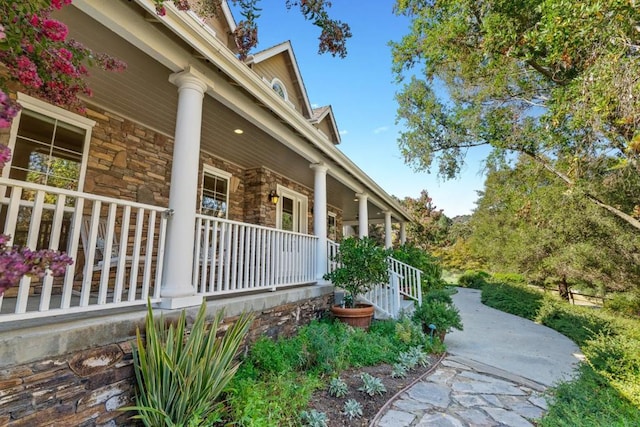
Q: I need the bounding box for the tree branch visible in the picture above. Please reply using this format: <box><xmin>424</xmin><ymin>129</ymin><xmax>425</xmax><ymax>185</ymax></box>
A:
<box><xmin>521</xmin><ymin>150</ymin><xmax>640</xmax><ymax>231</ymax></box>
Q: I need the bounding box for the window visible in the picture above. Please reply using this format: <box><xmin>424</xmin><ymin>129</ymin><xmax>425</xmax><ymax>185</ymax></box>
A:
<box><xmin>271</xmin><ymin>78</ymin><xmax>287</xmax><ymax>100</ymax></box>
<box><xmin>5</xmin><ymin>93</ymin><xmax>94</xmax><ymax>191</ymax></box>
<box><xmin>276</xmin><ymin>185</ymin><xmax>307</xmax><ymax>233</ymax></box>
<box><xmin>201</xmin><ymin>165</ymin><xmax>230</xmax><ymax>218</ymax></box>
<box><xmin>327</xmin><ymin>212</ymin><xmax>337</xmax><ymax>241</ymax></box>
<box><xmin>2</xmin><ymin>93</ymin><xmax>95</xmax><ymax>249</ymax></box>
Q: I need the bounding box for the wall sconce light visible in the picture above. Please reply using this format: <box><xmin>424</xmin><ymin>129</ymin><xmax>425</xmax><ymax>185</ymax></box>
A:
<box><xmin>268</xmin><ymin>190</ymin><xmax>279</xmax><ymax>205</ymax></box>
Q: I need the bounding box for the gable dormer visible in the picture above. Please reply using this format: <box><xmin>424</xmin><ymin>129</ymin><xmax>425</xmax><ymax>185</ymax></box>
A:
<box><xmin>244</xmin><ymin>41</ymin><xmax>313</xmax><ymax>118</ymax></box>
<box><xmin>310</xmin><ymin>106</ymin><xmax>341</xmax><ymax>145</ymax></box>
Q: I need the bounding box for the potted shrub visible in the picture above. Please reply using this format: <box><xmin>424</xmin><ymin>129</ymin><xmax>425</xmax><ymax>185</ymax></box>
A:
<box><xmin>412</xmin><ymin>300</ymin><xmax>463</xmax><ymax>341</ymax></box>
<box><xmin>323</xmin><ymin>237</ymin><xmax>391</xmax><ymax>329</ymax></box>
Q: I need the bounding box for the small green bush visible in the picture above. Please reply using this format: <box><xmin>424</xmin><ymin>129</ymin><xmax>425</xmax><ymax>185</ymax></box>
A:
<box><xmin>458</xmin><ymin>270</ymin><xmax>490</xmax><ymax>289</ymax></box>
<box><xmin>424</xmin><ymin>287</ymin><xmax>454</xmax><ymax>304</ymax></box>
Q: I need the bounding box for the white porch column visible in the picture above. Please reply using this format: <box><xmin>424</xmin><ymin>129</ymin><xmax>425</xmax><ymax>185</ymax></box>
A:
<box><xmin>384</xmin><ymin>210</ymin><xmax>392</xmax><ymax>249</ymax></box>
<box><xmin>400</xmin><ymin>222</ymin><xmax>407</xmax><ymax>245</ymax></box>
<box><xmin>356</xmin><ymin>192</ymin><xmax>369</xmax><ymax>238</ymax></box>
<box><xmin>161</xmin><ymin>69</ymin><xmax>209</xmax><ymax>309</ymax></box>
<box><xmin>310</xmin><ymin>162</ymin><xmax>329</xmax><ymax>281</ymax></box>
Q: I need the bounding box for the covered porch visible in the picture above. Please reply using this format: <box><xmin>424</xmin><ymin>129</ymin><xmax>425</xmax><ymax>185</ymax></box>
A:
<box><xmin>0</xmin><ymin>0</ymin><xmax>416</xmax><ymax>323</ymax></box>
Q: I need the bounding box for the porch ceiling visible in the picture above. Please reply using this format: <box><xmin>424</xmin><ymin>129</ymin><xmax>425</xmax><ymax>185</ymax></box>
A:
<box><xmin>58</xmin><ymin>4</ymin><xmax>389</xmax><ymax>223</ymax></box>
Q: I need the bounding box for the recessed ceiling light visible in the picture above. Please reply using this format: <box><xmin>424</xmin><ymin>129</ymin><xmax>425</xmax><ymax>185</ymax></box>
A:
<box><xmin>234</xmin><ymin>129</ymin><xmax>244</xmax><ymax>134</ymax></box>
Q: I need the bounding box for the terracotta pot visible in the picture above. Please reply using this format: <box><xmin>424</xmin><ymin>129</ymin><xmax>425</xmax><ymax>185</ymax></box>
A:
<box><xmin>330</xmin><ymin>304</ymin><xmax>375</xmax><ymax>330</ymax></box>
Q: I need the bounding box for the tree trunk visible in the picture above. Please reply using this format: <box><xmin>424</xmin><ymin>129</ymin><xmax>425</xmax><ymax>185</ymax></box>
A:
<box><xmin>558</xmin><ymin>277</ymin><xmax>571</xmax><ymax>302</ymax></box>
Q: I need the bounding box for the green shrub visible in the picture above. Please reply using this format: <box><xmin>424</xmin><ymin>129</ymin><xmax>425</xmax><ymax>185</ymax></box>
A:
<box><xmin>534</xmin><ymin>298</ymin><xmax>615</xmax><ymax>347</ymax></box>
<box><xmin>540</xmin><ymin>365</ymin><xmax>640</xmax><ymax>427</ymax></box>
<box><xmin>458</xmin><ymin>270</ymin><xmax>490</xmax><ymax>289</ymax></box>
<box><xmin>228</xmin><ymin>374</ymin><xmax>323</xmax><ymax>427</ymax></box>
<box><xmin>605</xmin><ymin>292</ymin><xmax>640</xmax><ymax>318</ymax></box>
<box><xmin>424</xmin><ymin>287</ymin><xmax>454</xmax><ymax>304</ymax></box>
<box><xmin>481</xmin><ymin>282</ymin><xmax>544</xmax><ymax>320</ymax></box>
<box><xmin>412</xmin><ymin>300</ymin><xmax>463</xmax><ymax>334</ymax></box>
<box><xmin>298</xmin><ymin>321</ymin><xmax>348</xmax><ymax>373</ymax></box>
<box><xmin>245</xmin><ymin>335</ymin><xmax>304</xmax><ymax>375</ymax></box>
<box><xmin>491</xmin><ymin>272</ymin><xmax>526</xmax><ymax>285</ymax></box>
<box><xmin>392</xmin><ymin>244</ymin><xmax>446</xmax><ymax>291</ymax></box>
<box><xmin>128</xmin><ymin>302</ymin><xmax>252</xmax><ymax>426</ymax></box>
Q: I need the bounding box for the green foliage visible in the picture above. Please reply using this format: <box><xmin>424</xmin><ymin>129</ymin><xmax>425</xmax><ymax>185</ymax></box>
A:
<box><xmin>127</xmin><ymin>302</ymin><xmax>252</xmax><ymax>426</ymax></box>
<box><xmin>391</xmin><ymin>363</ymin><xmax>407</xmax><ymax>378</ymax></box>
<box><xmin>328</xmin><ymin>377</ymin><xmax>348</xmax><ymax>398</ymax></box>
<box><xmin>224</xmin><ymin>317</ymin><xmax>430</xmax><ymax>425</ymax></box>
<box><xmin>324</xmin><ymin>237</ymin><xmax>391</xmax><ymax>307</ymax></box>
<box><xmin>491</xmin><ymin>272</ymin><xmax>526</xmax><ymax>286</ymax></box>
<box><xmin>300</xmin><ymin>409</ymin><xmax>328</xmax><ymax>427</ymax></box>
<box><xmin>342</xmin><ymin>399</ymin><xmax>363</xmax><ymax>420</ymax></box>
<box><xmin>458</xmin><ymin>270</ymin><xmax>490</xmax><ymax>289</ymax></box>
<box><xmin>424</xmin><ymin>287</ymin><xmax>454</xmax><ymax>304</ymax></box>
<box><xmin>412</xmin><ymin>300</ymin><xmax>463</xmax><ymax>334</ymax></box>
<box><xmin>540</xmin><ymin>365</ymin><xmax>640</xmax><ymax>427</ymax></box>
<box><xmin>394</xmin><ymin>316</ymin><xmax>427</xmax><ymax>347</ymax></box>
<box><xmin>481</xmin><ymin>282</ymin><xmax>544</xmax><ymax>321</ymax></box>
<box><xmin>228</xmin><ymin>374</ymin><xmax>322</xmax><ymax>427</ymax></box>
<box><xmin>605</xmin><ymin>292</ymin><xmax>640</xmax><ymax>318</ymax></box>
<box><xmin>534</xmin><ymin>298</ymin><xmax>614</xmax><ymax>347</ymax></box>
<box><xmin>244</xmin><ymin>335</ymin><xmax>304</xmax><ymax>375</ymax></box>
<box><xmin>392</xmin><ymin>244</ymin><xmax>446</xmax><ymax>291</ymax></box>
<box><xmin>358</xmin><ymin>373</ymin><xmax>386</xmax><ymax>396</ymax></box>
<box><xmin>391</xmin><ymin>0</ymin><xmax>640</xmax><ymax>233</ymax></box>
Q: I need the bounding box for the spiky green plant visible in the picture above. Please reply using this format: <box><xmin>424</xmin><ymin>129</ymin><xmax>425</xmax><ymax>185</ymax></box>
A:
<box><xmin>342</xmin><ymin>399</ymin><xmax>363</xmax><ymax>419</ymax></box>
<box><xmin>126</xmin><ymin>301</ymin><xmax>253</xmax><ymax>426</ymax></box>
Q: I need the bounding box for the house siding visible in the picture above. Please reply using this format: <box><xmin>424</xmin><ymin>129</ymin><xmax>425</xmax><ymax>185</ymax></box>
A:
<box><xmin>252</xmin><ymin>54</ymin><xmax>305</xmax><ymax>114</ymax></box>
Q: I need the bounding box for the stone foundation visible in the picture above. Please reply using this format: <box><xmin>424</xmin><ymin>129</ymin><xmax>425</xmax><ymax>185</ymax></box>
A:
<box><xmin>0</xmin><ymin>286</ymin><xmax>333</xmax><ymax>426</ymax></box>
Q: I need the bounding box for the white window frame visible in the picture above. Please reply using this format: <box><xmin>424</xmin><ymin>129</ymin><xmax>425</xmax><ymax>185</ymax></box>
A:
<box><xmin>200</xmin><ymin>164</ymin><xmax>231</xmax><ymax>219</ymax></box>
<box><xmin>327</xmin><ymin>211</ymin><xmax>337</xmax><ymax>241</ymax></box>
<box><xmin>276</xmin><ymin>184</ymin><xmax>308</xmax><ymax>233</ymax></box>
<box><xmin>5</xmin><ymin>93</ymin><xmax>95</xmax><ymax>192</ymax></box>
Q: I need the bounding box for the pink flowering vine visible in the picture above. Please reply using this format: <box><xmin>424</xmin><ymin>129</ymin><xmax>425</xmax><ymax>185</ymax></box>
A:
<box><xmin>0</xmin><ymin>234</ymin><xmax>74</xmax><ymax>296</ymax></box>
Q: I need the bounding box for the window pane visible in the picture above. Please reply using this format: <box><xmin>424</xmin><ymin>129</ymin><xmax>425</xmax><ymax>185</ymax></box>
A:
<box><xmin>10</xmin><ymin>109</ymin><xmax>84</xmax><ymax>190</ymax></box>
<box><xmin>282</xmin><ymin>196</ymin><xmax>294</xmax><ymax>231</ymax></box>
<box><xmin>202</xmin><ymin>173</ymin><xmax>229</xmax><ymax>218</ymax></box>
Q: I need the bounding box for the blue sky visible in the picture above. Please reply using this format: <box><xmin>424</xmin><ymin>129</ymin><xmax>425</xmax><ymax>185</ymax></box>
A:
<box><xmin>240</xmin><ymin>1</ymin><xmax>489</xmax><ymax>217</ymax></box>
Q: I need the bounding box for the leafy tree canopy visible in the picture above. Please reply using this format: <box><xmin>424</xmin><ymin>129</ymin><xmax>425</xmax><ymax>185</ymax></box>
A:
<box><xmin>391</xmin><ymin>0</ymin><xmax>640</xmax><ymax>230</ymax></box>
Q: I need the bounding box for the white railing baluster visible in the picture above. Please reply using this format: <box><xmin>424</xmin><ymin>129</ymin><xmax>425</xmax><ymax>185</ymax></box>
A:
<box><xmin>0</xmin><ymin>178</ymin><xmax>168</xmax><ymax>322</ymax></box>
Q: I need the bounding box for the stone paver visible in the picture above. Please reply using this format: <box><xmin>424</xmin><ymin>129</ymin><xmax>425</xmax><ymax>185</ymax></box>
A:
<box><xmin>373</xmin><ymin>357</ymin><xmax>548</xmax><ymax>426</ymax></box>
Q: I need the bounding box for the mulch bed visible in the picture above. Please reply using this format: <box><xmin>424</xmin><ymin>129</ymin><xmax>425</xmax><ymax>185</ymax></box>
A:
<box><xmin>307</xmin><ymin>354</ymin><xmax>444</xmax><ymax>427</ymax></box>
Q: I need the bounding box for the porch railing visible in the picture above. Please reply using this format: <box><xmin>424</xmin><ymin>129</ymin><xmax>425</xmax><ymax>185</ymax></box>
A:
<box><xmin>193</xmin><ymin>215</ymin><xmax>318</xmax><ymax>296</ymax></box>
<box><xmin>0</xmin><ymin>178</ymin><xmax>168</xmax><ymax>322</ymax></box>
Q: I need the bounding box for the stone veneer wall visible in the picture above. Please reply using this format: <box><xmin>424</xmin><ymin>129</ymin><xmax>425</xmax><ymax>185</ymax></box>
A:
<box><xmin>244</xmin><ymin>166</ymin><xmax>314</xmax><ymax>232</ymax></box>
<box><xmin>83</xmin><ymin>107</ymin><xmax>173</xmax><ymax>206</ymax></box>
<box><xmin>0</xmin><ymin>291</ymin><xmax>332</xmax><ymax>426</ymax></box>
